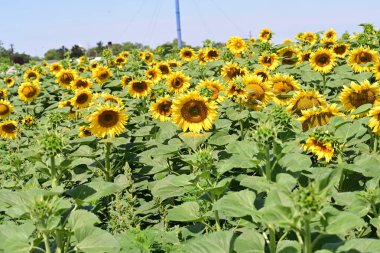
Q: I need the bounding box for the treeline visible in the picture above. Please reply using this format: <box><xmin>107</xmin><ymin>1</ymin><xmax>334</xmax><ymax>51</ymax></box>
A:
<box><xmin>0</xmin><ymin>41</ymin><xmax>38</xmax><ymax>66</ymax></box>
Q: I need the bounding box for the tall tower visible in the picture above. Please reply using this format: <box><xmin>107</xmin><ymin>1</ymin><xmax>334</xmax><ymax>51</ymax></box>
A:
<box><xmin>175</xmin><ymin>0</ymin><xmax>183</xmax><ymax>48</ymax></box>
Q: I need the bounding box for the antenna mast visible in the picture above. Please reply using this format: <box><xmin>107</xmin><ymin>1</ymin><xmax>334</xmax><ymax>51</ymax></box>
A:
<box><xmin>175</xmin><ymin>0</ymin><xmax>183</xmax><ymax>48</ymax></box>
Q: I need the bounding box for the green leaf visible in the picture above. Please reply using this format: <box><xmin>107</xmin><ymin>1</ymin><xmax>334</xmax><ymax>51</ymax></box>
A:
<box><xmin>179</xmin><ymin>132</ymin><xmax>211</xmax><ymax>150</ymax></box>
<box><xmin>347</xmin><ymin>154</ymin><xmax>380</xmax><ymax>178</ymax></box>
<box><xmin>67</xmin><ymin>181</ymin><xmax>123</xmax><ymax>202</ymax></box>
<box><xmin>226</xmin><ymin>107</ymin><xmax>249</xmax><ymax>121</ymax></box>
<box><xmin>233</xmin><ymin>229</ymin><xmax>265</xmax><ymax>253</ymax></box>
<box><xmin>276</xmin><ymin>240</ymin><xmax>301</xmax><ymax>253</ymax></box>
<box><xmin>184</xmin><ymin>231</ymin><xmax>234</xmax><ymax>253</ymax></box>
<box><xmin>68</xmin><ymin>210</ymin><xmax>100</xmax><ymax>230</ymax></box>
<box><xmin>208</xmin><ymin>131</ymin><xmax>239</xmax><ymax>146</ymax></box>
<box><xmin>213</xmin><ymin>190</ymin><xmax>256</xmax><ymax>218</ymax></box>
<box><xmin>279</xmin><ymin>153</ymin><xmax>312</xmax><ymax>172</ymax></box>
<box><xmin>75</xmin><ymin>226</ymin><xmax>120</xmax><ymax>253</ymax></box>
<box><xmin>324</xmin><ymin>210</ymin><xmax>365</xmax><ymax>235</ymax></box>
<box><xmin>0</xmin><ymin>223</ymin><xmax>34</xmax><ymax>253</ymax></box>
<box><xmin>168</xmin><ymin>201</ymin><xmax>201</xmax><ymax>222</ymax></box>
<box><xmin>352</xmin><ymin>103</ymin><xmax>373</xmax><ymax>115</ymax></box>
<box><xmin>150</xmin><ymin>174</ymin><xmax>195</xmax><ymax>201</ymax></box>
<box><xmin>336</xmin><ymin>239</ymin><xmax>380</xmax><ymax>252</ymax></box>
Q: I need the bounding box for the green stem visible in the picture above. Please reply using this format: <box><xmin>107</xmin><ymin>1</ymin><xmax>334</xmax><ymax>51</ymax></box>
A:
<box><xmin>304</xmin><ymin>219</ymin><xmax>312</xmax><ymax>253</ymax></box>
<box><xmin>269</xmin><ymin>226</ymin><xmax>276</xmax><ymax>253</ymax></box>
<box><xmin>56</xmin><ymin>230</ymin><xmax>63</xmax><ymax>253</ymax></box>
<box><xmin>105</xmin><ymin>142</ymin><xmax>112</xmax><ymax>182</ymax></box>
<box><xmin>265</xmin><ymin>144</ymin><xmax>271</xmax><ymax>181</ymax></box>
<box><xmin>214</xmin><ymin>210</ymin><xmax>221</xmax><ymax>231</ymax></box>
<box><xmin>239</xmin><ymin>120</ymin><xmax>245</xmax><ymax>140</ymax></box>
<box><xmin>321</xmin><ymin>73</ymin><xmax>327</xmax><ymax>93</ymax></box>
<box><xmin>50</xmin><ymin>156</ymin><xmax>58</xmax><ymax>188</ymax></box>
<box><xmin>373</xmin><ymin>135</ymin><xmax>378</xmax><ymax>153</ymax></box>
<box><xmin>43</xmin><ymin>233</ymin><xmax>51</xmax><ymax>253</ymax></box>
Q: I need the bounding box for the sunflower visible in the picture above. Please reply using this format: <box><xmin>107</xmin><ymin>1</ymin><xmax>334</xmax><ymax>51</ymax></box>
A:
<box><xmin>56</xmin><ymin>69</ymin><xmax>77</xmax><ymax>89</ymax></box>
<box><xmin>0</xmin><ymin>100</ymin><xmax>13</xmax><ymax>119</ymax></box>
<box><xmin>18</xmin><ymin>82</ymin><xmax>41</xmax><ymax>102</ymax></box>
<box><xmin>226</xmin><ymin>36</ymin><xmax>247</xmax><ymax>55</ymax></box>
<box><xmin>309</xmin><ymin>48</ymin><xmax>336</xmax><ymax>74</ymax></box>
<box><xmin>100</xmin><ymin>93</ymin><xmax>124</xmax><ymax>106</ymax></box>
<box><xmin>150</xmin><ymin>96</ymin><xmax>172</xmax><ymax>122</ymax></box>
<box><xmin>259</xmin><ymin>28</ymin><xmax>272</xmax><ymax>42</ymax></box>
<box><xmin>221</xmin><ymin>62</ymin><xmax>247</xmax><ymax>82</ymax></box>
<box><xmin>71</xmin><ymin>77</ymin><xmax>93</xmax><ymax>90</ymax></box>
<box><xmin>179</xmin><ymin>47</ymin><xmax>196</xmax><ymax>61</ymax></box>
<box><xmin>0</xmin><ymin>89</ymin><xmax>7</xmax><ymax>99</ymax></box>
<box><xmin>171</xmin><ymin>91</ymin><xmax>218</xmax><ymax>133</ymax></box>
<box><xmin>254</xmin><ymin>69</ymin><xmax>271</xmax><ymax>81</ymax></box>
<box><xmin>321</xmin><ymin>28</ymin><xmax>337</xmax><ymax>44</ymax></box>
<box><xmin>243</xmin><ymin>74</ymin><xmax>272</xmax><ymax>110</ymax></box>
<box><xmin>77</xmin><ymin>65</ymin><xmax>87</xmax><ymax>73</ymax></box>
<box><xmin>287</xmin><ymin>90</ymin><xmax>327</xmax><ymax>115</ymax></box>
<box><xmin>156</xmin><ymin>62</ymin><xmax>171</xmax><ymax>77</ymax></box>
<box><xmin>339</xmin><ymin>80</ymin><xmax>380</xmax><ymax>113</ymax></box>
<box><xmin>197</xmin><ymin>49</ymin><xmax>207</xmax><ymax>64</ymax></box>
<box><xmin>168</xmin><ymin>60</ymin><xmax>182</xmax><ymax>68</ymax></box>
<box><xmin>128</xmin><ymin>80</ymin><xmax>153</xmax><ymax>98</ymax></box>
<box><xmin>88</xmin><ymin>104</ymin><xmax>128</xmax><ymax>138</ymax></box>
<box><xmin>372</xmin><ymin>61</ymin><xmax>380</xmax><ymax>81</ymax></box>
<box><xmin>121</xmin><ymin>75</ymin><xmax>132</xmax><ymax>89</ymax></box>
<box><xmin>79</xmin><ymin>126</ymin><xmax>92</xmax><ymax>138</ymax></box>
<box><xmin>270</xmin><ymin>74</ymin><xmax>300</xmax><ymax>105</ymax></box>
<box><xmin>278</xmin><ymin>46</ymin><xmax>300</xmax><ymax>65</ymax></box>
<box><xmin>146</xmin><ymin>67</ymin><xmax>161</xmax><ymax>83</ymax></box>
<box><xmin>301</xmin><ymin>32</ymin><xmax>318</xmax><ymax>44</ymax></box>
<box><xmin>348</xmin><ymin>46</ymin><xmax>378</xmax><ymax>72</ymax></box>
<box><xmin>89</xmin><ymin>61</ymin><xmax>99</xmax><ymax>70</ymax></box>
<box><xmin>143</xmin><ymin>51</ymin><xmax>154</xmax><ymax>63</ymax></box>
<box><xmin>92</xmin><ymin>66</ymin><xmax>112</xmax><ymax>84</ymax></box>
<box><xmin>258</xmin><ymin>53</ymin><xmax>280</xmax><ymax>70</ymax></box>
<box><xmin>299</xmin><ymin>104</ymin><xmax>344</xmax><ymax>131</ymax></box>
<box><xmin>58</xmin><ymin>100</ymin><xmax>77</xmax><ymax>119</ymax></box>
<box><xmin>226</xmin><ymin>77</ymin><xmax>249</xmax><ymax>102</ymax></box>
<box><xmin>304</xmin><ymin>136</ymin><xmax>334</xmax><ymax>162</ymax></box>
<box><xmin>0</xmin><ymin>120</ymin><xmax>18</xmax><ymax>139</ymax></box>
<box><xmin>332</xmin><ymin>43</ymin><xmax>350</xmax><ymax>58</ymax></box>
<box><xmin>300</xmin><ymin>50</ymin><xmax>312</xmax><ymax>62</ymax></box>
<box><xmin>197</xmin><ymin>79</ymin><xmax>225</xmax><ymax>102</ymax></box>
<box><xmin>114</xmin><ymin>56</ymin><xmax>127</xmax><ymax>68</ymax></box>
<box><xmin>249</xmin><ymin>37</ymin><xmax>256</xmax><ymax>43</ymax></box>
<box><xmin>205</xmin><ymin>48</ymin><xmax>220</xmax><ymax>62</ymax></box>
<box><xmin>21</xmin><ymin>115</ymin><xmax>34</xmax><ymax>126</ymax></box>
<box><xmin>71</xmin><ymin>89</ymin><xmax>93</xmax><ymax>109</ymax></box>
<box><xmin>4</xmin><ymin>77</ymin><xmax>15</xmax><ymax>87</ymax></box>
<box><xmin>119</xmin><ymin>51</ymin><xmax>130</xmax><ymax>58</ymax></box>
<box><xmin>49</xmin><ymin>63</ymin><xmax>63</xmax><ymax>74</ymax></box>
<box><xmin>23</xmin><ymin>69</ymin><xmax>40</xmax><ymax>82</ymax></box>
<box><xmin>166</xmin><ymin>71</ymin><xmax>191</xmax><ymax>94</ymax></box>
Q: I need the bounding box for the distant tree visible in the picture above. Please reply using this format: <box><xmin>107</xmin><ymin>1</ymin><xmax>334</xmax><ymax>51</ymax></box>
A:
<box><xmin>11</xmin><ymin>53</ymin><xmax>31</xmax><ymax>65</ymax></box>
<box><xmin>70</xmin><ymin>44</ymin><xmax>85</xmax><ymax>58</ymax></box>
<box><xmin>44</xmin><ymin>49</ymin><xmax>61</xmax><ymax>60</ymax></box>
<box><xmin>96</xmin><ymin>41</ymin><xmax>104</xmax><ymax>54</ymax></box>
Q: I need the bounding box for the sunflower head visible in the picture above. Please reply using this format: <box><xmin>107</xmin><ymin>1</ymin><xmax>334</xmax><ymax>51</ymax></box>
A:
<box><xmin>88</xmin><ymin>104</ymin><xmax>128</xmax><ymax>138</ymax></box>
<box><xmin>92</xmin><ymin>66</ymin><xmax>112</xmax><ymax>84</ymax></box>
<box><xmin>18</xmin><ymin>81</ymin><xmax>41</xmax><ymax>102</ymax></box>
<box><xmin>0</xmin><ymin>89</ymin><xmax>8</xmax><ymax>99</ymax></box>
<box><xmin>71</xmin><ymin>89</ymin><xmax>93</xmax><ymax>109</ymax></box>
<box><xmin>299</xmin><ymin>104</ymin><xmax>344</xmax><ymax>131</ymax></box>
<box><xmin>304</xmin><ymin>133</ymin><xmax>335</xmax><ymax>163</ymax></box>
<box><xmin>301</xmin><ymin>50</ymin><xmax>312</xmax><ymax>62</ymax></box>
<box><xmin>278</xmin><ymin>46</ymin><xmax>300</xmax><ymax>65</ymax></box>
<box><xmin>333</xmin><ymin>44</ymin><xmax>350</xmax><ymax>58</ymax></box>
<box><xmin>348</xmin><ymin>46</ymin><xmax>378</xmax><ymax>72</ymax></box>
<box><xmin>79</xmin><ymin>126</ymin><xmax>92</xmax><ymax>138</ymax></box>
<box><xmin>322</xmin><ymin>28</ymin><xmax>337</xmax><ymax>44</ymax></box>
<box><xmin>24</xmin><ymin>69</ymin><xmax>40</xmax><ymax>82</ymax></box>
<box><xmin>172</xmin><ymin>91</ymin><xmax>218</xmax><ymax>133</ymax></box>
<box><xmin>204</xmin><ymin>48</ymin><xmax>220</xmax><ymax>62</ymax></box>
<box><xmin>56</xmin><ymin>69</ymin><xmax>77</xmax><ymax>89</ymax></box>
<box><xmin>254</xmin><ymin>69</ymin><xmax>271</xmax><ymax>82</ymax></box>
<box><xmin>197</xmin><ymin>79</ymin><xmax>225</xmax><ymax>102</ymax></box>
<box><xmin>121</xmin><ymin>75</ymin><xmax>132</xmax><ymax>89</ymax></box>
<box><xmin>259</xmin><ymin>28</ymin><xmax>273</xmax><ymax>42</ymax></box>
<box><xmin>226</xmin><ymin>36</ymin><xmax>247</xmax><ymax>54</ymax></box>
<box><xmin>287</xmin><ymin>90</ymin><xmax>327</xmax><ymax>115</ymax></box>
<box><xmin>166</xmin><ymin>71</ymin><xmax>191</xmax><ymax>94</ymax></box>
<box><xmin>243</xmin><ymin>75</ymin><xmax>272</xmax><ymax>110</ymax></box>
<box><xmin>157</xmin><ymin>62</ymin><xmax>171</xmax><ymax>76</ymax></box>
<box><xmin>146</xmin><ymin>68</ymin><xmax>161</xmax><ymax>83</ymax></box>
<box><xmin>221</xmin><ymin>62</ymin><xmax>247</xmax><ymax>82</ymax></box>
<box><xmin>0</xmin><ymin>120</ymin><xmax>18</xmax><ymax>139</ymax></box>
<box><xmin>180</xmin><ymin>47</ymin><xmax>196</xmax><ymax>61</ymax></box>
<box><xmin>119</xmin><ymin>51</ymin><xmax>130</xmax><ymax>58</ymax></box>
<box><xmin>90</xmin><ymin>62</ymin><xmax>99</xmax><ymax>70</ymax></box>
<box><xmin>309</xmin><ymin>48</ymin><xmax>336</xmax><ymax>74</ymax></box>
<box><xmin>258</xmin><ymin>53</ymin><xmax>280</xmax><ymax>70</ymax></box>
<box><xmin>0</xmin><ymin>100</ymin><xmax>13</xmax><ymax>119</ymax></box>
<box><xmin>128</xmin><ymin>80</ymin><xmax>153</xmax><ymax>98</ymax></box>
<box><xmin>150</xmin><ymin>96</ymin><xmax>173</xmax><ymax>122</ymax></box>
<box><xmin>114</xmin><ymin>56</ymin><xmax>127</xmax><ymax>68</ymax></box>
<box><xmin>4</xmin><ymin>77</ymin><xmax>15</xmax><ymax>87</ymax></box>
<box><xmin>22</xmin><ymin>115</ymin><xmax>35</xmax><ymax>126</ymax></box>
<box><xmin>50</xmin><ymin>63</ymin><xmax>63</xmax><ymax>74</ymax></box>
<box><xmin>270</xmin><ymin>74</ymin><xmax>300</xmax><ymax>105</ymax></box>
<box><xmin>301</xmin><ymin>32</ymin><xmax>318</xmax><ymax>44</ymax></box>
<box><xmin>373</xmin><ymin>61</ymin><xmax>380</xmax><ymax>81</ymax></box>
<box><xmin>71</xmin><ymin>77</ymin><xmax>93</xmax><ymax>90</ymax></box>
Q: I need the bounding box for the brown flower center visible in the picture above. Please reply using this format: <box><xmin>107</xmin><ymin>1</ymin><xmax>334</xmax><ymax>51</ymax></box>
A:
<box><xmin>75</xmin><ymin>80</ymin><xmax>89</xmax><ymax>88</ymax></box>
<box><xmin>355</xmin><ymin>52</ymin><xmax>373</xmax><ymax>64</ymax></box>
<box><xmin>22</xmin><ymin>86</ymin><xmax>37</xmax><ymax>98</ymax></box>
<box><xmin>158</xmin><ymin>101</ymin><xmax>172</xmax><ymax>115</ymax></box>
<box><xmin>247</xmin><ymin>84</ymin><xmax>265</xmax><ymax>101</ymax></box>
<box><xmin>349</xmin><ymin>90</ymin><xmax>376</xmax><ymax>108</ymax></box>
<box><xmin>132</xmin><ymin>81</ymin><xmax>148</xmax><ymax>93</ymax></box>
<box><xmin>181</xmin><ymin>100</ymin><xmax>208</xmax><ymax>123</ymax></box>
<box><xmin>273</xmin><ymin>81</ymin><xmax>294</xmax><ymax>94</ymax></box>
<box><xmin>316</xmin><ymin>54</ymin><xmax>331</xmax><ymax>66</ymax></box>
<box><xmin>334</xmin><ymin>45</ymin><xmax>347</xmax><ymax>55</ymax></box>
<box><xmin>2</xmin><ymin>123</ymin><xmax>16</xmax><ymax>133</ymax></box>
<box><xmin>172</xmin><ymin>78</ymin><xmax>184</xmax><ymax>88</ymax></box>
<box><xmin>0</xmin><ymin>104</ymin><xmax>9</xmax><ymax>115</ymax></box>
<box><xmin>76</xmin><ymin>93</ymin><xmax>89</xmax><ymax>104</ymax></box>
<box><xmin>98</xmin><ymin>110</ymin><xmax>119</xmax><ymax>128</ymax></box>
<box><xmin>159</xmin><ymin>65</ymin><xmax>170</xmax><ymax>75</ymax></box>
<box><xmin>61</xmin><ymin>73</ymin><xmax>74</xmax><ymax>85</ymax></box>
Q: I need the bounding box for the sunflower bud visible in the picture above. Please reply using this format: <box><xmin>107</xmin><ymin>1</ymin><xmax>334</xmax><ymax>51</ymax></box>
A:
<box><xmin>194</xmin><ymin>147</ymin><xmax>214</xmax><ymax>171</ymax></box>
<box><xmin>39</xmin><ymin>132</ymin><xmax>64</xmax><ymax>156</ymax></box>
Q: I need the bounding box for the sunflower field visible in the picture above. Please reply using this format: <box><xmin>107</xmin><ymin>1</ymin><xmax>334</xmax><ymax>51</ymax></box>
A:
<box><xmin>2</xmin><ymin>24</ymin><xmax>380</xmax><ymax>253</ymax></box>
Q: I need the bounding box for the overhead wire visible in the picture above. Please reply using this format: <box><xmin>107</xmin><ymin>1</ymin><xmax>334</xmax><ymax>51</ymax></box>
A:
<box><xmin>209</xmin><ymin>0</ymin><xmax>244</xmax><ymax>35</ymax></box>
<box><xmin>192</xmin><ymin>0</ymin><xmax>215</xmax><ymax>40</ymax></box>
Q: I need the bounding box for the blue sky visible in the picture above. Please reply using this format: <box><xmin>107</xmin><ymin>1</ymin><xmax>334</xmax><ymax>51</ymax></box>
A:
<box><xmin>0</xmin><ymin>0</ymin><xmax>379</xmax><ymax>57</ymax></box>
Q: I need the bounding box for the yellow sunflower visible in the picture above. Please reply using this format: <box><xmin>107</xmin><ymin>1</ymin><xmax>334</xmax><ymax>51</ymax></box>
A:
<box><xmin>179</xmin><ymin>47</ymin><xmax>196</xmax><ymax>61</ymax></box>
<box><xmin>49</xmin><ymin>63</ymin><xmax>63</xmax><ymax>75</ymax></box>
<box><xmin>243</xmin><ymin>74</ymin><xmax>272</xmax><ymax>110</ymax></box>
<box><xmin>171</xmin><ymin>91</ymin><xmax>218</xmax><ymax>133</ymax></box>
<box><xmin>0</xmin><ymin>89</ymin><xmax>7</xmax><ymax>99</ymax></box>
<box><xmin>0</xmin><ymin>100</ymin><xmax>13</xmax><ymax>119</ymax></box>
<box><xmin>156</xmin><ymin>62</ymin><xmax>171</xmax><ymax>77</ymax></box>
<box><xmin>304</xmin><ymin>136</ymin><xmax>334</xmax><ymax>162</ymax></box>
<box><xmin>301</xmin><ymin>50</ymin><xmax>312</xmax><ymax>62</ymax></box>
<box><xmin>23</xmin><ymin>69</ymin><xmax>40</xmax><ymax>82</ymax></box>
<box><xmin>4</xmin><ymin>77</ymin><xmax>15</xmax><ymax>87</ymax></box>
<box><xmin>259</xmin><ymin>28</ymin><xmax>272</xmax><ymax>42</ymax></box>
<box><xmin>146</xmin><ymin>67</ymin><xmax>161</xmax><ymax>83</ymax></box>
<box><xmin>339</xmin><ymin>80</ymin><xmax>380</xmax><ymax>113</ymax></box>
<box><xmin>71</xmin><ymin>77</ymin><xmax>93</xmax><ymax>90</ymax></box>
<box><xmin>226</xmin><ymin>77</ymin><xmax>249</xmax><ymax>102</ymax></box>
<box><xmin>119</xmin><ymin>51</ymin><xmax>130</xmax><ymax>58</ymax></box>
<box><xmin>88</xmin><ymin>104</ymin><xmax>128</xmax><ymax>138</ymax></box>
<box><xmin>77</xmin><ymin>65</ymin><xmax>87</xmax><ymax>73</ymax></box>
<box><xmin>89</xmin><ymin>61</ymin><xmax>99</xmax><ymax>70</ymax></box>
<box><xmin>332</xmin><ymin>44</ymin><xmax>350</xmax><ymax>58</ymax></box>
<box><xmin>249</xmin><ymin>37</ymin><xmax>256</xmax><ymax>43</ymax></box>
<box><xmin>197</xmin><ymin>49</ymin><xmax>207</xmax><ymax>64</ymax></box>
<box><xmin>197</xmin><ymin>79</ymin><xmax>225</xmax><ymax>103</ymax></box>
<box><xmin>92</xmin><ymin>66</ymin><xmax>112</xmax><ymax>84</ymax></box>
<box><xmin>168</xmin><ymin>60</ymin><xmax>182</xmax><ymax>68</ymax></box>
<box><xmin>258</xmin><ymin>53</ymin><xmax>280</xmax><ymax>70</ymax></box>
<box><xmin>0</xmin><ymin>120</ymin><xmax>18</xmax><ymax>139</ymax></box>
<box><xmin>58</xmin><ymin>100</ymin><xmax>77</xmax><ymax>119</ymax></box>
<box><xmin>71</xmin><ymin>89</ymin><xmax>93</xmax><ymax>109</ymax></box>
<box><xmin>309</xmin><ymin>48</ymin><xmax>336</xmax><ymax>74</ymax></box>
<box><xmin>287</xmin><ymin>90</ymin><xmax>327</xmax><ymax>115</ymax></box>
<box><xmin>114</xmin><ymin>56</ymin><xmax>127</xmax><ymax>69</ymax></box>
<box><xmin>21</xmin><ymin>115</ymin><xmax>34</xmax><ymax>126</ymax></box>
<box><xmin>121</xmin><ymin>75</ymin><xmax>132</xmax><ymax>89</ymax></box>
<box><xmin>301</xmin><ymin>32</ymin><xmax>318</xmax><ymax>45</ymax></box>
<box><xmin>150</xmin><ymin>96</ymin><xmax>172</xmax><ymax>122</ymax></box>
<box><xmin>204</xmin><ymin>48</ymin><xmax>220</xmax><ymax>62</ymax></box>
<box><xmin>226</xmin><ymin>36</ymin><xmax>247</xmax><ymax>54</ymax></box>
<box><xmin>128</xmin><ymin>80</ymin><xmax>153</xmax><ymax>98</ymax></box>
<box><xmin>166</xmin><ymin>71</ymin><xmax>191</xmax><ymax>94</ymax></box>
<box><xmin>221</xmin><ymin>62</ymin><xmax>248</xmax><ymax>82</ymax></box>
<box><xmin>56</xmin><ymin>69</ymin><xmax>77</xmax><ymax>89</ymax></box>
<box><xmin>348</xmin><ymin>46</ymin><xmax>378</xmax><ymax>72</ymax></box>
<box><xmin>278</xmin><ymin>46</ymin><xmax>300</xmax><ymax>65</ymax></box>
<box><xmin>142</xmin><ymin>51</ymin><xmax>154</xmax><ymax>63</ymax></box>
<box><xmin>270</xmin><ymin>74</ymin><xmax>301</xmax><ymax>105</ymax></box>
<box><xmin>254</xmin><ymin>69</ymin><xmax>271</xmax><ymax>82</ymax></box>
<box><xmin>18</xmin><ymin>82</ymin><xmax>41</xmax><ymax>102</ymax></box>
<box><xmin>299</xmin><ymin>104</ymin><xmax>344</xmax><ymax>131</ymax></box>
<box><xmin>373</xmin><ymin>61</ymin><xmax>380</xmax><ymax>81</ymax></box>
<box><xmin>79</xmin><ymin>126</ymin><xmax>92</xmax><ymax>138</ymax></box>
<box><xmin>97</xmin><ymin>93</ymin><xmax>124</xmax><ymax>106</ymax></box>
<box><xmin>321</xmin><ymin>28</ymin><xmax>337</xmax><ymax>44</ymax></box>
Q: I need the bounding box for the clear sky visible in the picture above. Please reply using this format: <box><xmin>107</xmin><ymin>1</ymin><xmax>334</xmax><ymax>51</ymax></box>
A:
<box><xmin>0</xmin><ymin>0</ymin><xmax>379</xmax><ymax>57</ymax></box>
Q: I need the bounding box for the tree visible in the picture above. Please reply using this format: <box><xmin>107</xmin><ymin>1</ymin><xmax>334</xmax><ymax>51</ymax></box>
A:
<box><xmin>70</xmin><ymin>44</ymin><xmax>85</xmax><ymax>58</ymax></box>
